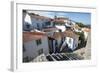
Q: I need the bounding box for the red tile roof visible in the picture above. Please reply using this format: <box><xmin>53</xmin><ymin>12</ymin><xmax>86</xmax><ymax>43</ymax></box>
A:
<box><xmin>29</xmin><ymin>13</ymin><xmax>51</xmax><ymax>20</ymax></box>
<box><xmin>42</xmin><ymin>27</ymin><xmax>59</xmax><ymax>32</ymax></box>
<box><xmin>23</xmin><ymin>31</ymin><xmax>46</xmax><ymax>42</ymax></box>
<box><xmin>63</xmin><ymin>30</ymin><xmax>79</xmax><ymax>38</ymax></box>
<box><xmin>48</xmin><ymin>30</ymin><xmax>79</xmax><ymax>39</ymax></box>
<box><xmin>53</xmin><ymin>19</ymin><xmax>65</xmax><ymax>24</ymax></box>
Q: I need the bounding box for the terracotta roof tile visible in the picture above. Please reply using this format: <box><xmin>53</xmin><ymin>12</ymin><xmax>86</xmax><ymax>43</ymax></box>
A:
<box><xmin>42</xmin><ymin>27</ymin><xmax>59</xmax><ymax>32</ymax></box>
<box><xmin>29</xmin><ymin>13</ymin><xmax>51</xmax><ymax>20</ymax></box>
<box><xmin>63</xmin><ymin>30</ymin><xmax>79</xmax><ymax>38</ymax></box>
<box><xmin>53</xmin><ymin>19</ymin><xmax>65</xmax><ymax>23</ymax></box>
<box><xmin>23</xmin><ymin>31</ymin><xmax>46</xmax><ymax>42</ymax></box>
<box><xmin>48</xmin><ymin>30</ymin><xmax>79</xmax><ymax>39</ymax></box>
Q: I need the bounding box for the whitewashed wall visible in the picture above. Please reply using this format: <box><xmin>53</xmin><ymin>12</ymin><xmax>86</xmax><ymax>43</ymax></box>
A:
<box><xmin>23</xmin><ymin>37</ymin><xmax>49</xmax><ymax>59</ymax></box>
<box><xmin>65</xmin><ymin>36</ymin><xmax>79</xmax><ymax>50</ymax></box>
<box><xmin>65</xmin><ymin>37</ymin><xmax>73</xmax><ymax>50</ymax></box>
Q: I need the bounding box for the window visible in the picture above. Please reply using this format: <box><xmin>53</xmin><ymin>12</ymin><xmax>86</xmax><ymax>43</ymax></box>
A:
<box><xmin>26</xmin><ymin>24</ymin><xmax>30</xmax><ymax>29</ymax></box>
<box><xmin>25</xmin><ymin>22</ymin><xmax>30</xmax><ymax>29</ymax></box>
<box><xmin>37</xmin><ymin>23</ymin><xmax>40</xmax><ymax>30</ymax></box>
<box><xmin>36</xmin><ymin>39</ymin><xmax>42</xmax><ymax>45</ymax></box>
<box><xmin>38</xmin><ymin>49</ymin><xmax>43</xmax><ymax>55</ymax></box>
<box><xmin>59</xmin><ymin>29</ymin><xmax>62</xmax><ymax>32</ymax></box>
<box><xmin>42</xmin><ymin>23</ymin><xmax>45</xmax><ymax>28</ymax></box>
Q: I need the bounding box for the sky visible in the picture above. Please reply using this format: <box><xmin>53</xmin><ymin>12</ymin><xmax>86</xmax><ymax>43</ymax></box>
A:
<box><xmin>27</xmin><ymin>10</ymin><xmax>91</xmax><ymax>25</ymax></box>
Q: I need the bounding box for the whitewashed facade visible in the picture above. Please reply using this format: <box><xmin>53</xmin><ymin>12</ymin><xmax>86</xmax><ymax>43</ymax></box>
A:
<box><xmin>23</xmin><ymin>32</ymin><xmax>49</xmax><ymax>62</ymax></box>
<box><xmin>23</xmin><ymin>11</ymin><xmax>54</xmax><ymax>31</ymax></box>
<box><xmin>23</xmin><ymin>11</ymin><xmax>80</xmax><ymax>62</ymax></box>
<box><xmin>23</xmin><ymin>11</ymin><xmax>33</xmax><ymax>31</ymax></box>
<box><xmin>65</xmin><ymin>36</ymin><xmax>79</xmax><ymax>50</ymax></box>
<box><xmin>47</xmin><ymin>30</ymin><xmax>79</xmax><ymax>53</ymax></box>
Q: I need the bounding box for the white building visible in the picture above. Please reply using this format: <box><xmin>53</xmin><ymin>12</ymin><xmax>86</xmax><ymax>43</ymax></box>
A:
<box><xmin>23</xmin><ymin>11</ymin><xmax>80</xmax><ymax>61</ymax></box>
<box><xmin>23</xmin><ymin>31</ymin><xmax>49</xmax><ymax>62</ymax></box>
<box><xmin>54</xmin><ymin>17</ymin><xmax>72</xmax><ymax>27</ymax></box>
<box><xmin>64</xmin><ymin>30</ymin><xmax>79</xmax><ymax>50</ymax></box>
<box><xmin>55</xmin><ymin>25</ymin><xmax>66</xmax><ymax>32</ymax></box>
<box><xmin>23</xmin><ymin>10</ymin><xmax>54</xmax><ymax>31</ymax></box>
<box><xmin>45</xmin><ymin>29</ymin><xmax>79</xmax><ymax>53</ymax></box>
<box><xmin>23</xmin><ymin>11</ymin><xmax>54</xmax><ymax>31</ymax></box>
<box><xmin>23</xmin><ymin>10</ymin><xmax>33</xmax><ymax>31</ymax></box>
